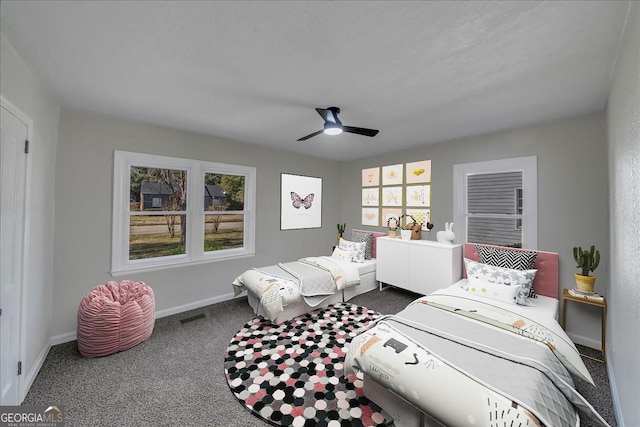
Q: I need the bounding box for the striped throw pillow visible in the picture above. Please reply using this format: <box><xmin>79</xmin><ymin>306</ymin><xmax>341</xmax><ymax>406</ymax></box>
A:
<box><xmin>476</xmin><ymin>245</ymin><xmax>537</xmax><ymax>270</ymax></box>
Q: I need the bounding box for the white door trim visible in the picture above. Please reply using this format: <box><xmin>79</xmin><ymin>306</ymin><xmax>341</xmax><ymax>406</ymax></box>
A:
<box><xmin>1</xmin><ymin>95</ymin><xmax>33</xmax><ymax>404</ymax></box>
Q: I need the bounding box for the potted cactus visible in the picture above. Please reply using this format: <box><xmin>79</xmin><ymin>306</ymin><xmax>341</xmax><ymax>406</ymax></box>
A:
<box><xmin>573</xmin><ymin>245</ymin><xmax>600</xmax><ymax>293</ymax></box>
<box><xmin>337</xmin><ymin>223</ymin><xmax>346</xmax><ymax>244</ymax></box>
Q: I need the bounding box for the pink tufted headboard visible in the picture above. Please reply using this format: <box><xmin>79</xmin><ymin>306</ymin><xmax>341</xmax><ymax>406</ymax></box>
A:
<box><xmin>464</xmin><ymin>243</ymin><xmax>559</xmax><ymax>299</ymax></box>
<box><xmin>351</xmin><ymin>229</ymin><xmax>387</xmax><ymax>259</ymax></box>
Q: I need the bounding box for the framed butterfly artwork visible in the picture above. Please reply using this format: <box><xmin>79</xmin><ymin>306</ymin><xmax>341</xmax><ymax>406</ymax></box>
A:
<box><xmin>280</xmin><ymin>173</ymin><xmax>322</xmax><ymax>230</ymax></box>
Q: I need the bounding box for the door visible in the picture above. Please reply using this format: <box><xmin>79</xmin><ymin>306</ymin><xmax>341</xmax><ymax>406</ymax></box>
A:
<box><xmin>0</xmin><ymin>103</ymin><xmax>29</xmax><ymax>405</ymax></box>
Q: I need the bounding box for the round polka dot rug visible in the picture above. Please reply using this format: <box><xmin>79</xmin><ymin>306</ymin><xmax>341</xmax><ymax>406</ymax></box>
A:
<box><xmin>224</xmin><ymin>303</ymin><xmax>390</xmax><ymax>427</ymax></box>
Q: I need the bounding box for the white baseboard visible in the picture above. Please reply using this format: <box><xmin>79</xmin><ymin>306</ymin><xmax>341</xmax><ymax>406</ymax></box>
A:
<box><xmin>607</xmin><ymin>360</ymin><xmax>625</xmax><ymax>427</ymax></box>
<box><xmin>566</xmin><ymin>332</ymin><xmax>601</xmax><ymax>349</ymax></box>
<box><xmin>20</xmin><ymin>341</ymin><xmax>51</xmax><ymax>403</ymax></box>
<box><xmin>49</xmin><ymin>292</ymin><xmax>240</xmax><ymax>346</ymax></box>
<box><xmin>154</xmin><ymin>292</ymin><xmax>237</xmax><ymax>319</ymax></box>
<box><xmin>50</xmin><ymin>331</ymin><xmax>77</xmax><ymax>346</ymax></box>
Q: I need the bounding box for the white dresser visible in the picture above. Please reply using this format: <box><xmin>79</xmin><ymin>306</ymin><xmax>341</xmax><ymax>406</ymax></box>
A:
<box><xmin>376</xmin><ymin>236</ymin><xmax>463</xmax><ymax>295</ymax></box>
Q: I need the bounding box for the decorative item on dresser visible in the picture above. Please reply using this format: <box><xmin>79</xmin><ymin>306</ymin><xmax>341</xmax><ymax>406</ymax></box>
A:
<box><xmin>409</xmin><ymin>222</ymin><xmax>422</xmax><ymax>240</ymax></box>
<box><xmin>436</xmin><ymin>221</ymin><xmax>455</xmax><ymax>244</ymax></box>
<box><xmin>423</xmin><ymin>221</ymin><xmax>434</xmax><ymax>240</ymax></box>
<box><xmin>573</xmin><ymin>244</ymin><xmax>600</xmax><ymax>293</ymax></box>
<box><xmin>386</xmin><ymin>215</ymin><xmax>400</xmax><ymax>238</ymax></box>
<box><xmin>394</xmin><ymin>213</ymin><xmax>423</xmax><ymax>240</ymax></box>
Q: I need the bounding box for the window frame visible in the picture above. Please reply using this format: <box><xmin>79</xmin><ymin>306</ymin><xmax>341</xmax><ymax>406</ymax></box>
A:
<box><xmin>453</xmin><ymin>156</ymin><xmax>537</xmax><ymax>249</ymax></box>
<box><xmin>112</xmin><ymin>150</ymin><xmax>256</xmax><ymax>275</ymax></box>
<box><xmin>515</xmin><ymin>187</ymin><xmax>523</xmax><ymax>230</ymax></box>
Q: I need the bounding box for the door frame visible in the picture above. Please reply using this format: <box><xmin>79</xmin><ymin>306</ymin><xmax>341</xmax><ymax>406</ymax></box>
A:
<box><xmin>1</xmin><ymin>95</ymin><xmax>33</xmax><ymax>404</ymax></box>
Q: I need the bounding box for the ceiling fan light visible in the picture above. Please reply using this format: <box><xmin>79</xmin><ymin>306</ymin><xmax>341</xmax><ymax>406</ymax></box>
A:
<box><xmin>323</xmin><ymin>124</ymin><xmax>343</xmax><ymax>135</ymax></box>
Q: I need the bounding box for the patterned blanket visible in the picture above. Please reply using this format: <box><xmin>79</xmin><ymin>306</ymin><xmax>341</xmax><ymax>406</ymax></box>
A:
<box><xmin>345</xmin><ymin>293</ymin><xmax>610</xmax><ymax>427</ymax></box>
<box><xmin>232</xmin><ymin>257</ymin><xmax>359</xmax><ymax>321</ymax></box>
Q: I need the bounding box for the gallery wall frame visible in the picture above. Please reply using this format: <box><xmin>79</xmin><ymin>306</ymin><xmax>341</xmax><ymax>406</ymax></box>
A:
<box><xmin>362</xmin><ymin>187</ymin><xmax>379</xmax><ymax>206</ymax></box>
<box><xmin>406</xmin><ymin>208</ymin><xmax>431</xmax><ymax>230</ymax></box>
<box><xmin>280</xmin><ymin>173</ymin><xmax>322</xmax><ymax>230</ymax></box>
<box><xmin>361</xmin><ymin>208</ymin><xmax>379</xmax><ymax>226</ymax></box>
<box><xmin>382</xmin><ymin>164</ymin><xmax>403</xmax><ymax>185</ymax></box>
<box><xmin>382</xmin><ymin>208</ymin><xmax>403</xmax><ymax>227</ymax></box>
<box><xmin>382</xmin><ymin>186</ymin><xmax>402</xmax><ymax>206</ymax></box>
<box><xmin>406</xmin><ymin>184</ymin><xmax>431</xmax><ymax>207</ymax></box>
<box><xmin>405</xmin><ymin>160</ymin><xmax>431</xmax><ymax>184</ymax></box>
<box><xmin>361</xmin><ymin>167</ymin><xmax>380</xmax><ymax>187</ymax></box>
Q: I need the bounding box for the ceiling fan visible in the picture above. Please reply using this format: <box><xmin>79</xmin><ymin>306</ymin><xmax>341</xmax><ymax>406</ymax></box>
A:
<box><xmin>297</xmin><ymin>107</ymin><xmax>379</xmax><ymax>141</ymax></box>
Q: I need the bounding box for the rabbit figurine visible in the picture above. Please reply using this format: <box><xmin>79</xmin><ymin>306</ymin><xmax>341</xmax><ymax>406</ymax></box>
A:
<box><xmin>437</xmin><ymin>222</ymin><xmax>455</xmax><ymax>244</ymax></box>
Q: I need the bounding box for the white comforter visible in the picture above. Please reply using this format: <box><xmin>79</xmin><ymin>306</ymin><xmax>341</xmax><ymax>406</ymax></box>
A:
<box><xmin>232</xmin><ymin>256</ymin><xmax>360</xmax><ymax>320</ymax></box>
<box><xmin>345</xmin><ymin>286</ymin><xmax>609</xmax><ymax>427</ymax></box>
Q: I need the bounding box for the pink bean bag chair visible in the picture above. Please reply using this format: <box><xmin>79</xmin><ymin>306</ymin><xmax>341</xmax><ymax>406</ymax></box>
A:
<box><xmin>77</xmin><ymin>280</ymin><xmax>155</xmax><ymax>358</ymax></box>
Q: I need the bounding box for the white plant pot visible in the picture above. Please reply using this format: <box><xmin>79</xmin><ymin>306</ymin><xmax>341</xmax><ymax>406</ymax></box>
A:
<box><xmin>400</xmin><ymin>230</ymin><xmax>412</xmax><ymax>240</ymax></box>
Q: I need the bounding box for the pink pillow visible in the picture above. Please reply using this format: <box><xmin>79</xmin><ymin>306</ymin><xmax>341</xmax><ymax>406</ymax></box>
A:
<box><xmin>77</xmin><ymin>280</ymin><xmax>155</xmax><ymax>358</ymax></box>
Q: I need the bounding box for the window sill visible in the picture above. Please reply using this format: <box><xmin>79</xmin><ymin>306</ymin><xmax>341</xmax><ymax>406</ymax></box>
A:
<box><xmin>110</xmin><ymin>250</ymin><xmax>255</xmax><ymax>276</ymax></box>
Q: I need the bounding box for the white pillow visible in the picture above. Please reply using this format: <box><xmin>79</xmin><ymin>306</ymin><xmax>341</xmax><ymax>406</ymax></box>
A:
<box><xmin>338</xmin><ymin>238</ymin><xmax>366</xmax><ymax>263</ymax></box>
<box><xmin>332</xmin><ymin>246</ymin><xmax>354</xmax><ymax>262</ymax></box>
<box><xmin>464</xmin><ymin>258</ymin><xmax>537</xmax><ymax>305</ymax></box>
<box><xmin>467</xmin><ymin>276</ymin><xmax>520</xmax><ymax>304</ymax></box>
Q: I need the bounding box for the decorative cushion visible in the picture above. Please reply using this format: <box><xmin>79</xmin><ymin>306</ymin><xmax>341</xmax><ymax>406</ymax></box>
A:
<box><xmin>351</xmin><ymin>230</ymin><xmax>374</xmax><ymax>260</ymax></box>
<box><xmin>77</xmin><ymin>280</ymin><xmax>155</xmax><ymax>358</ymax></box>
<box><xmin>467</xmin><ymin>276</ymin><xmax>520</xmax><ymax>304</ymax></box>
<box><xmin>476</xmin><ymin>245</ymin><xmax>538</xmax><ymax>270</ymax></box>
<box><xmin>464</xmin><ymin>258</ymin><xmax>537</xmax><ymax>305</ymax></box>
<box><xmin>331</xmin><ymin>246</ymin><xmax>354</xmax><ymax>262</ymax></box>
<box><xmin>338</xmin><ymin>238</ymin><xmax>366</xmax><ymax>263</ymax></box>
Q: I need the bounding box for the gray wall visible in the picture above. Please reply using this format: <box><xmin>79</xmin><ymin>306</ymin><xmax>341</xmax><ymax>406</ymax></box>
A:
<box><xmin>52</xmin><ymin>109</ymin><xmax>342</xmax><ymax>337</ymax></box>
<box><xmin>606</xmin><ymin>2</ymin><xmax>639</xmax><ymax>426</ymax></box>
<box><xmin>0</xmin><ymin>34</ymin><xmax>60</xmax><ymax>398</ymax></box>
<box><xmin>341</xmin><ymin>112</ymin><xmax>610</xmax><ymax>348</ymax></box>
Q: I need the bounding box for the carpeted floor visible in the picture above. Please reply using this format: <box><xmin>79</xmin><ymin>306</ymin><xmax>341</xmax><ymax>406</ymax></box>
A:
<box><xmin>22</xmin><ymin>287</ymin><xmax>617</xmax><ymax>427</ymax></box>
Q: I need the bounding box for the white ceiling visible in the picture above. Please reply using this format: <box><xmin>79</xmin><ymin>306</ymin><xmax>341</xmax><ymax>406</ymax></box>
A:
<box><xmin>0</xmin><ymin>1</ymin><xmax>630</xmax><ymax>161</ymax></box>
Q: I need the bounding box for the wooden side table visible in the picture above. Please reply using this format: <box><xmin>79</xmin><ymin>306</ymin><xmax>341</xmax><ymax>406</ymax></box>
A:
<box><xmin>561</xmin><ymin>288</ymin><xmax>607</xmax><ymax>363</ymax></box>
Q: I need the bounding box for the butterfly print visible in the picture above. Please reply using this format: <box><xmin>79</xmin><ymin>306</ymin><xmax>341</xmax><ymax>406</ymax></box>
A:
<box><xmin>290</xmin><ymin>192</ymin><xmax>314</xmax><ymax>209</ymax></box>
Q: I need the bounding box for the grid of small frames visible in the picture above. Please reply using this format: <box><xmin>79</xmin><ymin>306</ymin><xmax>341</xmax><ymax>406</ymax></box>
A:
<box><xmin>361</xmin><ymin>160</ymin><xmax>432</xmax><ymax>230</ymax></box>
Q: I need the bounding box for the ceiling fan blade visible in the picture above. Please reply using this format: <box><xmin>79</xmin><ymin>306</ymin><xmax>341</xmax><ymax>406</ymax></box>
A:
<box><xmin>316</xmin><ymin>107</ymin><xmax>341</xmax><ymax>125</ymax></box>
<box><xmin>297</xmin><ymin>129</ymin><xmax>324</xmax><ymax>141</ymax></box>
<box><xmin>342</xmin><ymin>126</ymin><xmax>379</xmax><ymax>137</ymax></box>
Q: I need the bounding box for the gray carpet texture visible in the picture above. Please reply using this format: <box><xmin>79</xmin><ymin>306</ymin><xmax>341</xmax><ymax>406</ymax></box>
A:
<box><xmin>22</xmin><ymin>287</ymin><xmax>617</xmax><ymax>427</ymax></box>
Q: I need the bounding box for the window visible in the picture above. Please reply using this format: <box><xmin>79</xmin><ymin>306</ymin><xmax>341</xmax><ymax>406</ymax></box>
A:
<box><xmin>112</xmin><ymin>151</ymin><xmax>256</xmax><ymax>275</ymax></box>
<box><xmin>515</xmin><ymin>187</ymin><xmax>523</xmax><ymax>230</ymax></box>
<box><xmin>453</xmin><ymin>156</ymin><xmax>537</xmax><ymax>249</ymax></box>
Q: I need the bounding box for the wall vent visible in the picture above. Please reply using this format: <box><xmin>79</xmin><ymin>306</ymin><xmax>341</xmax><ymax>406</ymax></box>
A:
<box><xmin>179</xmin><ymin>313</ymin><xmax>206</xmax><ymax>324</ymax></box>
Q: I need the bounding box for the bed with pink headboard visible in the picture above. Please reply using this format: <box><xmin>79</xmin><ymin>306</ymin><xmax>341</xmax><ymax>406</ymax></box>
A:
<box><xmin>346</xmin><ymin>243</ymin><xmax>606</xmax><ymax>427</ymax></box>
<box><xmin>353</xmin><ymin>229</ymin><xmax>388</xmax><ymax>259</ymax></box>
<box><xmin>464</xmin><ymin>243</ymin><xmax>559</xmax><ymax>298</ymax></box>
